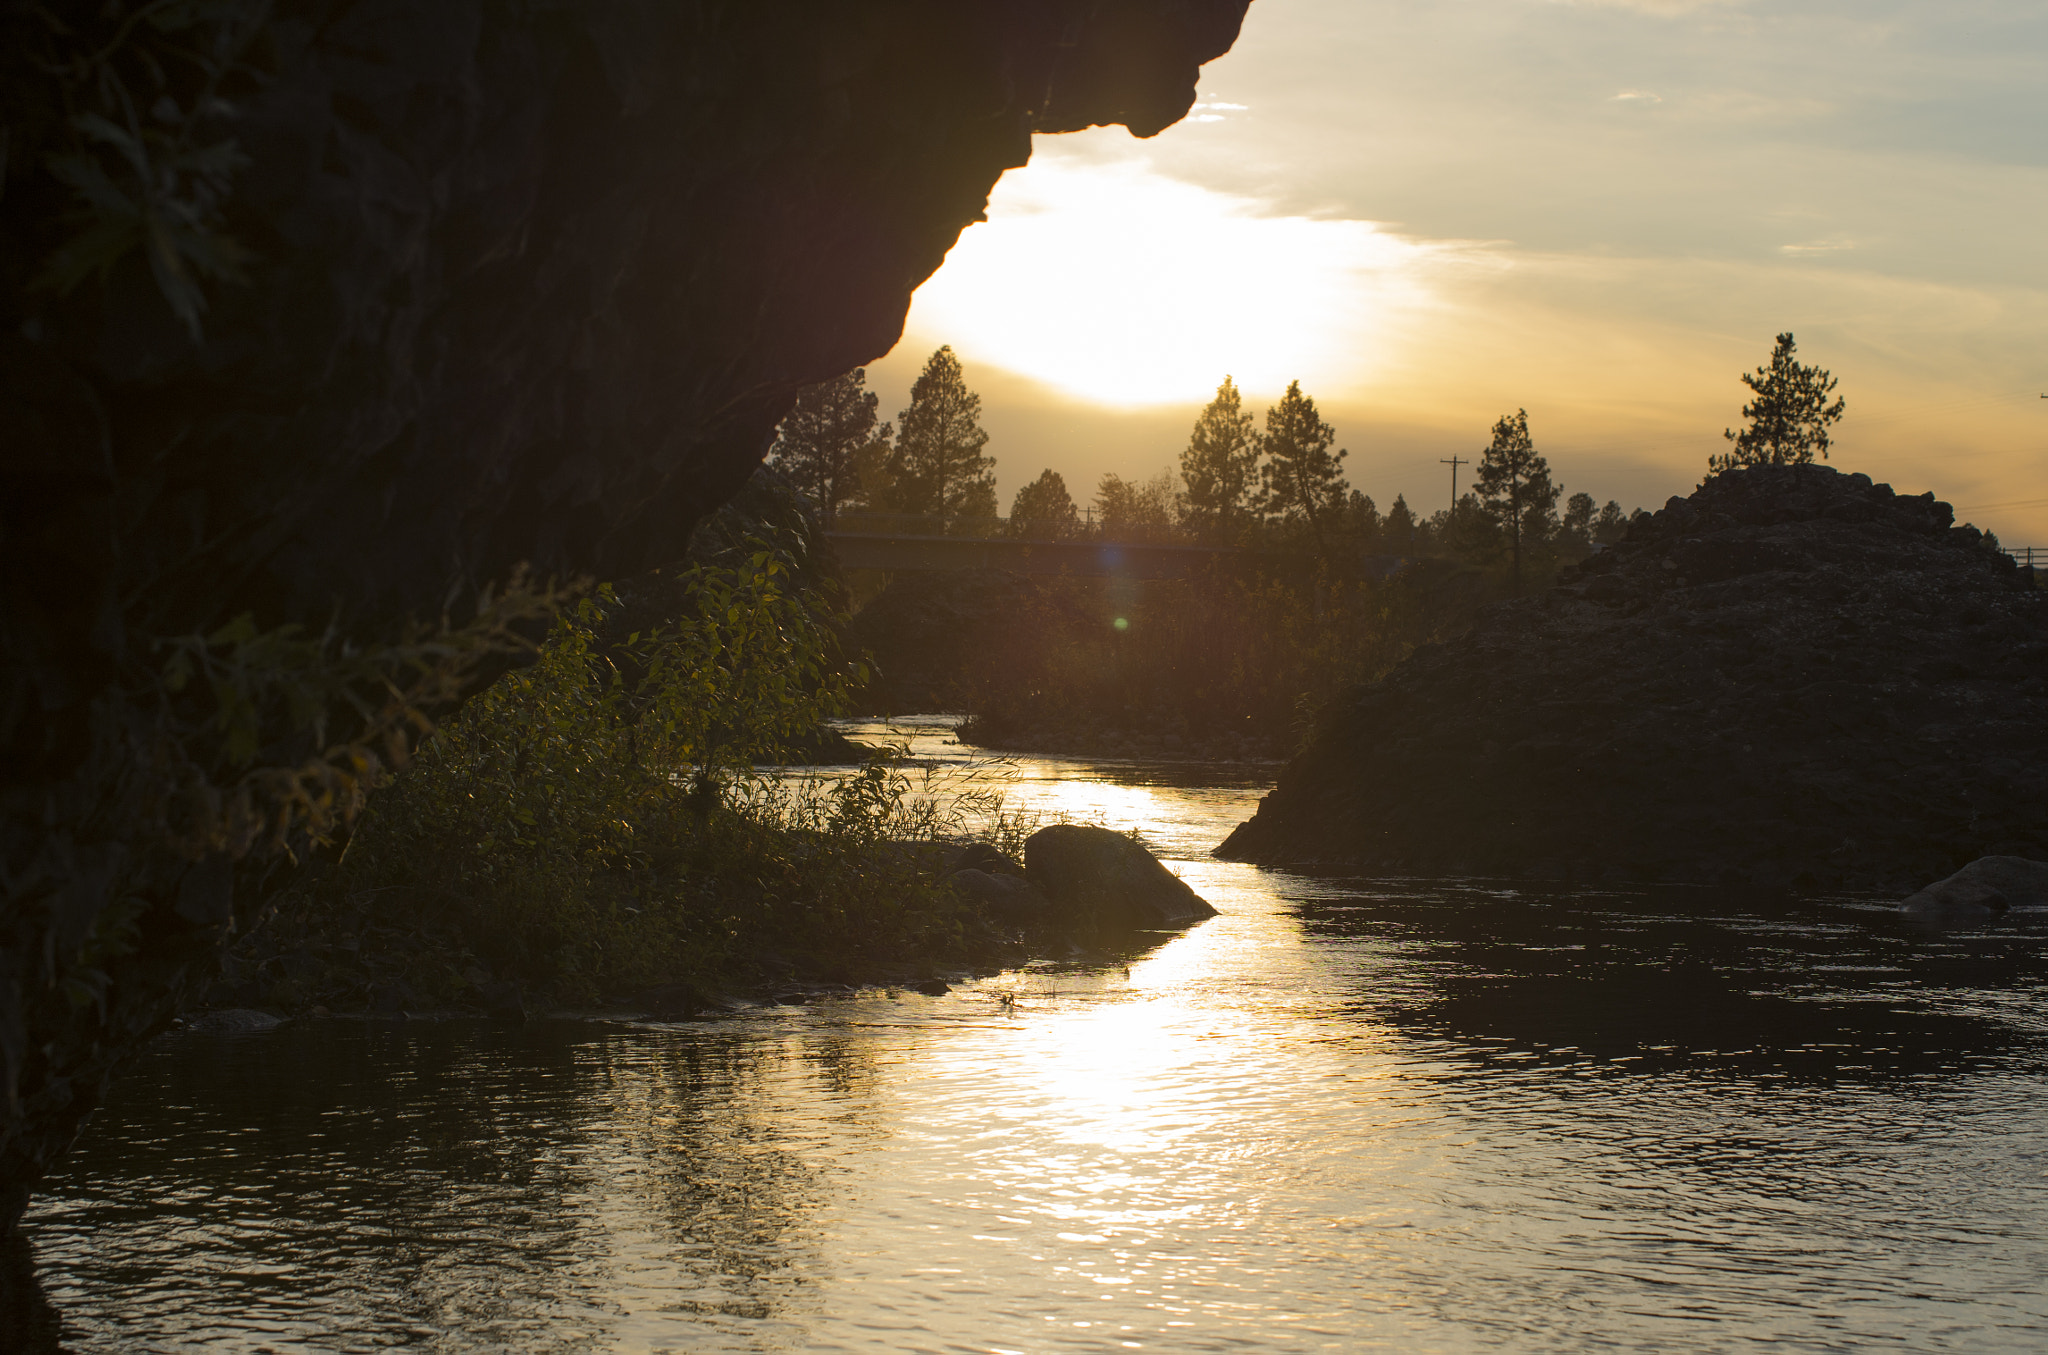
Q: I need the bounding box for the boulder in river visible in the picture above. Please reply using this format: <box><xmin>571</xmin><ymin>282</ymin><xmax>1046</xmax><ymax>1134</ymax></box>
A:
<box><xmin>180</xmin><ymin>1009</ymin><xmax>284</xmax><ymax>1034</ymax></box>
<box><xmin>1217</xmin><ymin>465</ymin><xmax>2048</xmax><ymax>889</ymax></box>
<box><xmin>949</xmin><ymin>868</ymin><xmax>1055</xmax><ymax>925</ymax></box>
<box><xmin>1024</xmin><ymin>825</ymin><xmax>1217</xmax><ymax>931</ymax></box>
<box><xmin>1900</xmin><ymin>857</ymin><xmax>2048</xmax><ymax>919</ymax></box>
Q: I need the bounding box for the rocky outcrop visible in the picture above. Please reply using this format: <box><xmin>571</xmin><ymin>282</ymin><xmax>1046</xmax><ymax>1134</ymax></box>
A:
<box><xmin>1901</xmin><ymin>856</ymin><xmax>2048</xmax><ymax>920</ymax></box>
<box><xmin>1218</xmin><ymin>466</ymin><xmax>2048</xmax><ymax>889</ymax></box>
<box><xmin>0</xmin><ymin>0</ymin><xmax>1251</xmax><ymax>1245</ymax></box>
<box><xmin>1025</xmin><ymin>824</ymin><xmax>1217</xmax><ymax>930</ymax></box>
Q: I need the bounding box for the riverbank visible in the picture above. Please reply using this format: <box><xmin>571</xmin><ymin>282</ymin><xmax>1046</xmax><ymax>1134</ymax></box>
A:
<box><xmin>201</xmin><ymin>833</ymin><xmax>1043</xmax><ymax>1025</ymax></box>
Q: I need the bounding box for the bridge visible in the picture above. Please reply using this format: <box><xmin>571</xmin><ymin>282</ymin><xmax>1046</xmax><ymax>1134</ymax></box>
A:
<box><xmin>824</xmin><ymin>528</ymin><xmax>1236</xmax><ymax>579</ymax></box>
<box><xmin>820</xmin><ymin>512</ymin><xmax>1407</xmax><ymax>579</ymax></box>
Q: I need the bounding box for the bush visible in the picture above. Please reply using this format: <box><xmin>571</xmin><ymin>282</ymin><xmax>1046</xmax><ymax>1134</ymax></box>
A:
<box><xmin>251</xmin><ymin>550</ymin><xmax>996</xmax><ymax>1009</ymax></box>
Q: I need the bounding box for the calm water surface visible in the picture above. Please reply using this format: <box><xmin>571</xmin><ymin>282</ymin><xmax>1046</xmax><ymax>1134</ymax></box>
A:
<box><xmin>26</xmin><ymin>718</ymin><xmax>2048</xmax><ymax>1351</ymax></box>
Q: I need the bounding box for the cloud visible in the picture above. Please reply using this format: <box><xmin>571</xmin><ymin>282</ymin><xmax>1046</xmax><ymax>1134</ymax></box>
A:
<box><xmin>1779</xmin><ymin>237</ymin><xmax>1858</xmax><ymax>256</ymax></box>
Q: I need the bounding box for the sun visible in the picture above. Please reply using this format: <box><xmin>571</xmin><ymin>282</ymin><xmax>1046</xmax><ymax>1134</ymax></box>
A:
<box><xmin>897</xmin><ymin>135</ymin><xmax>1440</xmax><ymax>409</ymax></box>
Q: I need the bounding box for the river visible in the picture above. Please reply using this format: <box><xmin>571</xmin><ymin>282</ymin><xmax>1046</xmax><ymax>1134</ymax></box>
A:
<box><xmin>23</xmin><ymin>717</ymin><xmax>2048</xmax><ymax>1351</ymax></box>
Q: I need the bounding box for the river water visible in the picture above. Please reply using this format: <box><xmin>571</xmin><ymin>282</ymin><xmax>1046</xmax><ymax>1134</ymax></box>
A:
<box><xmin>25</xmin><ymin>718</ymin><xmax>2048</xmax><ymax>1351</ymax></box>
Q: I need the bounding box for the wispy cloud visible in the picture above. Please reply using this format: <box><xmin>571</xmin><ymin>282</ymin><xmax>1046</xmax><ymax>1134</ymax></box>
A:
<box><xmin>1779</xmin><ymin>237</ymin><xmax>1858</xmax><ymax>256</ymax></box>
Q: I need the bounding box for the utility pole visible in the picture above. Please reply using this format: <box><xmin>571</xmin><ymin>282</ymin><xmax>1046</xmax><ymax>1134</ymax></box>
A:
<box><xmin>1440</xmin><ymin>455</ymin><xmax>1468</xmax><ymax>512</ymax></box>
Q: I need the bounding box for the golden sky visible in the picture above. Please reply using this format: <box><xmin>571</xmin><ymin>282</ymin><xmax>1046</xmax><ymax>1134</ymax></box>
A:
<box><xmin>868</xmin><ymin>0</ymin><xmax>2048</xmax><ymax>542</ymax></box>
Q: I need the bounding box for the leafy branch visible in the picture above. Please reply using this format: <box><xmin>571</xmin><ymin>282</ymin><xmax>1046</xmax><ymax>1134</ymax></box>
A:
<box><xmin>26</xmin><ymin>0</ymin><xmax>270</xmax><ymax>340</ymax></box>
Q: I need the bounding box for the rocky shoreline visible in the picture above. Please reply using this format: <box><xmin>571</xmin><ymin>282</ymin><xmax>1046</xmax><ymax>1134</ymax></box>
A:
<box><xmin>1219</xmin><ymin>466</ymin><xmax>2048</xmax><ymax>889</ymax></box>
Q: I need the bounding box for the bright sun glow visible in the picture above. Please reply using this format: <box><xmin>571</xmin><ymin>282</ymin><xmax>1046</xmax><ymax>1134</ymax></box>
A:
<box><xmin>900</xmin><ymin>146</ymin><xmax>1445</xmax><ymax>408</ymax></box>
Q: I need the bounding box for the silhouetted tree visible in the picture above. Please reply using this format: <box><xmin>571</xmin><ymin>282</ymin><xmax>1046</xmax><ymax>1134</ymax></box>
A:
<box><xmin>1256</xmin><ymin>380</ymin><xmax>1348</xmax><ymax>551</ymax></box>
<box><xmin>890</xmin><ymin>345</ymin><xmax>995</xmax><ymax>517</ymax></box>
<box><xmin>1561</xmin><ymin>492</ymin><xmax>1594</xmax><ymax>545</ymax></box>
<box><xmin>1712</xmin><ymin>332</ymin><xmax>1845</xmax><ymax>472</ymax></box>
<box><xmin>1382</xmin><ymin>494</ymin><xmax>1418</xmax><ymax>555</ymax></box>
<box><xmin>1592</xmin><ymin>499</ymin><xmax>1629</xmax><ymax>543</ymax></box>
<box><xmin>1179</xmin><ymin>375</ymin><xmax>1261</xmax><ymax>542</ymax></box>
<box><xmin>1473</xmin><ymin>408</ymin><xmax>1558</xmax><ymax>584</ymax></box>
<box><xmin>768</xmin><ymin>368</ymin><xmax>890</xmax><ymax>526</ymax></box>
<box><xmin>1095</xmin><ymin>470</ymin><xmax>1179</xmax><ymax>541</ymax></box>
<box><xmin>846</xmin><ymin>437</ymin><xmax>896</xmax><ymax>513</ymax></box>
<box><xmin>1435</xmin><ymin>491</ymin><xmax>1499</xmax><ymax>563</ymax></box>
<box><xmin>1344</xmin><ymin>490</ymin><xmax>1381</xmax><ymax>548</ymax></box>
<box><xmin>1009</xmin><ymin>469</ymin><xmax>1080</xmax><ymax>538</ymax></box>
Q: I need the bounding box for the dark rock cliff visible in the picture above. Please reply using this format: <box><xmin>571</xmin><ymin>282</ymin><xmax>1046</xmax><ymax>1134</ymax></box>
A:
<box><xmin>0</xmin><ymin>0</ymin><xmax>1251</xmax><ymax>1245</ymax></box>
<box><xmin>1218</xmin><ymin>466</ymin><xmax>2048</xmax><ymax>888</ymax></box>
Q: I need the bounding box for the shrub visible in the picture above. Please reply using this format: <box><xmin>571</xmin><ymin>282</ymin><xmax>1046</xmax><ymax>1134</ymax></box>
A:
<box><xmin>258</xmin><ymin>549</ymin><xmax>993</xmax><ymax>1008</ymax></box>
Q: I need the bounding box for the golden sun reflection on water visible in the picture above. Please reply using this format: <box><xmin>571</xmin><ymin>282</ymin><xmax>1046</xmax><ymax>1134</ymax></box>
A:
<box><xmin>795</xmin><ymin>875</ymin><xmax>1423</xmax><ymax>1349</ymax></box>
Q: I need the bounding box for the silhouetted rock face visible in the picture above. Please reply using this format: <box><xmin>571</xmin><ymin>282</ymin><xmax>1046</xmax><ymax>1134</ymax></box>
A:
<box><xmin>0</xmin><ymin>0</ymin><xmax>1250</xmax><ymax>1245</ymax></box>
<box><xmin>1218</xmin><ymin>466</ymin><xmax>2048</xmax><ymax>889</ymax></box>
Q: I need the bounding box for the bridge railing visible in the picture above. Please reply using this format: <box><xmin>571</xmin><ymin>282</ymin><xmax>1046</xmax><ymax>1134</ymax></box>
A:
<box><xmin>828</xmin><ymin>509</ymin><xmax>1194</xmax><ymax>547</ymax></box>
<box><xmin>2008</xmin><ymin>545</ymin><xmax>2042</xmax><ymax>568</ymax></box>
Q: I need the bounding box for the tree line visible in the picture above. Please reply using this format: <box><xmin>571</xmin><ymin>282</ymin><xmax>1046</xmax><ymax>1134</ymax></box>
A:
<box><xmin>771</xmin><ymin>332</ymin><xmax>1848</xmax><ymax>582</ymax></box>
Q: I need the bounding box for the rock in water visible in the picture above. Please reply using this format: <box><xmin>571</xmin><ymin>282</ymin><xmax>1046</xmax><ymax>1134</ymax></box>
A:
<box><xmin>1900</xmin><ymin>856</ymin><xmax>2048</xmax><ymax>919</ymax></box>
<box><xmin>1025</xmin><ymin>825</ymin><xmax>1218</xmax><ymax>931</ymax></box>
<box><xmin>1218</xmin><ymin>466</ymin><xmax>2048</xmax><ymax>889</ymax></box>
<box><xmin>181</xmin><ymin>1009</ymin><xmax>283</xmax><ymax>1034</ymax></box>
<box><xmin>949</xmin><ymin>868</ymin><xmax>1055</xmax><ymax>925</ymax></box>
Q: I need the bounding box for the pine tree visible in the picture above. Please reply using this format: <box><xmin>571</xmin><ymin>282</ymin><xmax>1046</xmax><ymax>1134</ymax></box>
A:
<box><xmin>1383</xmin><ymin>494</ymin><xmax>1417</xmax><ymax>555</ymax></box>
<box><xmin>1560</xmin><ymin>492</ymin><xmax>1595</xmax><ymax>548</ymax></box>
<box><xmin>890</xmin><ymin>345</ymin><xmax>995</xmax><ymax>518</ymax></box>
<box><xmin>1179</xmin><ymin>375</ymin><xmax>1261</xmax><ymax>542</ymax></box>
<box><xmin>1473</xmin><ymin>408</ymin><xmax>1558</xmax><ymax>585</ymax></box>
<box><xmin>767</xmin><ymin>368</ymin><xmax>889</xmax><ymax>526</ymax></box>
<box><xmin>1592</xmin><ymin>499</ymin><xmax>1628</xmax><ymax>543</ymax></box>
<box><xmin>1345</xmin><ymin>490</ymin><xmax>1381</xmax><ymax>548</ymax></box>
<box><xmin>1009</xmin><ymin>469</ymin><xmax>1079</xmax><ymax>538</ymax></box>
<box><xmin>1712</xmin><ymin>332</ymin><xmax>1845</xmax><ymax>472</ymax></box>
<box><xmin>1256</xmin><ymin>380</ymin><xmax>1348</xmax><ymax>551</ymax></box>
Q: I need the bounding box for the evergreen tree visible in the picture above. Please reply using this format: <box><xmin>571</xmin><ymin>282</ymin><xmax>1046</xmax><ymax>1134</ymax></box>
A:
<box><xmin>1179</xmin><ymin>375</ymin><xmax>1261</xmax><ymax>542</ymax></box>
<box><xmin>1256</xmin><ymin>380</ymin><xmax>1348</xmax><ymax>550</ymax></box>
<box><xmin>1713</xmin><ymin>332</ymin><xmax>1845</xmax><ymax>472</ymax></box>
<box><xmin>1436</xmin><ymin>491</ymin><xmax>1499</xmax><ymax>564</ymax></box>
<box><xmin>767</xmin><ymin>368</ymin><xmax>889</xmax><ymax>526</ymax></box>
<box><xmin>1382</xmin><ymin>494</ymin><xmax>1418</xmax><ymax>555</ymax></box>
<box><xmin>1560</xmin><ymin>492</ymin><xmax>1595</xmax><ymax>549</ymax></box>
<box><xmin>1592</xmin><ymin>499</ymin><xmax>1628</xmax><ymax>543</ymax></box>
<box><xmin>1473</xmin><ymin>408</ymin><xmax>1558</xmax><ymax>584</ymax></box>
<box><xmin>846</xmin><ymin>437</ymin><xmax>896</xmax><ymax>514</ymax></box>
<box><xmin>889</xmin><ymin>345</ymin><xmax>995</xmax><ymax>518</ymax></box>
<box><xmin>1009</xmin><ymin>469</ymin><xmax>1079</xmax><ymax>538</ymax></box>
<box><xmin>1345</xmin><ymin>490</ymin><xmax>1381</xmax><ymax>548</ymax></box>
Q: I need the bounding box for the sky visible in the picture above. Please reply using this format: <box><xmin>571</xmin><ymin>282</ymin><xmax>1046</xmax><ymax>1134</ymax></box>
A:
<box><xmin>863</xmin><ymin>0</ymin><xmax>2048</xmax><ymax>542</ymax></box>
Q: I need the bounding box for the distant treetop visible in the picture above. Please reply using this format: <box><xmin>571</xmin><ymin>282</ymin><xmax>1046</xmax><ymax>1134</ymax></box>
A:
<box><xmin>1713</xmin><ymin>332</ymin><xmax>1845</xmax><ymax>473</ymax></box>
